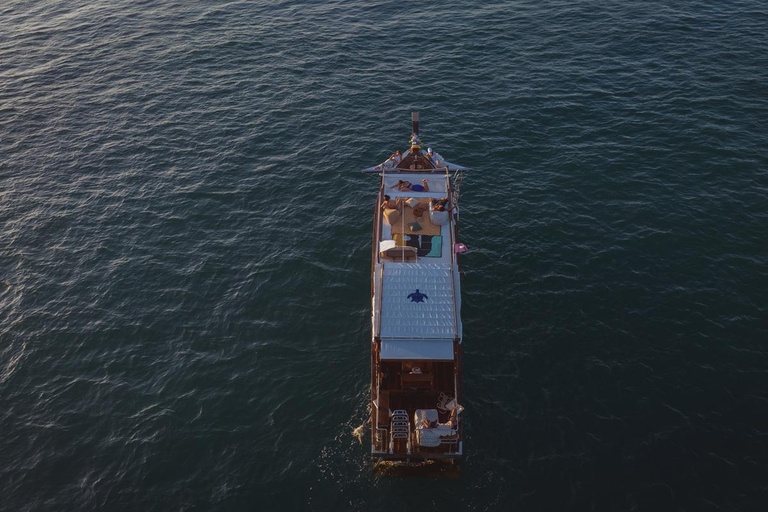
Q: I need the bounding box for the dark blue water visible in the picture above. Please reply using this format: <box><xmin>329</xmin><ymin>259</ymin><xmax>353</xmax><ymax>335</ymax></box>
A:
<box><xmin>2</xmin><ymin>1</ymin><xmax>767</xmax><ymax>510</ymax></box>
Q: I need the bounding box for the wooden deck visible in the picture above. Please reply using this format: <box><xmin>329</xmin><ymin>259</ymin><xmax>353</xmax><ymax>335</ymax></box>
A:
<box><xmin>396</xmin><ymin>151</ymin><xmax>435</xmax><ymax>171</ymax></box>
<box><xmin>375</xmin><ymin>360</ymin><xmax>458</xmax><ymax>457</ymax></box>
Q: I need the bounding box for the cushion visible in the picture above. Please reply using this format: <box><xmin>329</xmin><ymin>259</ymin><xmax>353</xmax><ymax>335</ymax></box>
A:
<box><xmin>382</xmin><ymin>246</ymin><xmax>418</xmax><ymax>261</ymax></box>
<box><xmin>383</xmin><ymin>208</ymin><xmax>400</xmax><ymax>225</ymax></box>
<box><xmin>418</xmin><ymin>429</ymin><xmax>442</xmax><ymax>447</ymax></box>
<box><xmin>405</xmin><ymin>197</ymin><xmax>419</xmax><ymax>208</ymax></box>
<box><xmin>414</xmin><ymin>409</ymin><xmax>440</xmax><ymax>427</ymax></box>
<box><xmin>430</xmin><ymin>209</ymin><xmax>449</xmax><ymax>226</ymax></box>
<box><xmin>379</xmin><ymin>240</ymin><xmax>397</xmax><ymax>254</ymax></box>
<box><xmin>408</xmin><ymin>221</ymin><xmax>422</xmax><ymax>232</ymax></box>
<box><xmin>433</xmin><ymin>425</ymin><xmax>457</xmax><ymax>436</ymax></box>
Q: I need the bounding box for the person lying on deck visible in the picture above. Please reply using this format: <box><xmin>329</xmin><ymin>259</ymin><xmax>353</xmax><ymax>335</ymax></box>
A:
<box><xmin>375</xmin><ymin>150</ymin><xmax>402</xmax><ymax>170</ymax></box>
<box><xmin>393</xmin><ymin>179</ymin><xmax>430</xmax><ymax>192</ymax></box>
<box><xmin>431</xmin><ymin>197</ymin><xmax>449</xmax><ymax>212</ymax></box>
<box><xmin>380</xmin><ymin>195</ymin><xmax>402</xmax><ymax>211</ymax></box>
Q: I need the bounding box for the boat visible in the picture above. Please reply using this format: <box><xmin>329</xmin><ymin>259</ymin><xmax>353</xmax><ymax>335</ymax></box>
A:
<box><xmin>364</xmin><ymin>113</ymin><xmax>469</xmax><ymax>462</ymax></box>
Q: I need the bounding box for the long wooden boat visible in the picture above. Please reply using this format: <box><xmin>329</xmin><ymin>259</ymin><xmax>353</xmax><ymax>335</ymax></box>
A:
<box><xmin>364</xmin><ymin>113</ymin><xmax>469</xmax><ymax>462</ymax></box>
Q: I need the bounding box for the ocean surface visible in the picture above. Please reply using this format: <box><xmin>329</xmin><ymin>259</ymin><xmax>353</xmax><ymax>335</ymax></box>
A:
<box><xmin>2</xmin><ymin>1</ymin><xmax>767</xmax><ymax>510</ymax></box>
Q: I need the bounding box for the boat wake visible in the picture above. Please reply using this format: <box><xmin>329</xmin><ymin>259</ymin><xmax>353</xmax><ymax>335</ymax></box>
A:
<box><xmin>373</xmin><ymin>458</ymin><xmax>460</xmax><ymax>478</ymax></box>
<box><xmin>351</xmin><ymin>421</ymin><xmax>367</xmax><ymax>444</ymax></box>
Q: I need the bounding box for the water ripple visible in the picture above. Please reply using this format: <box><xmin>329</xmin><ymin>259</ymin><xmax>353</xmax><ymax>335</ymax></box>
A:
<box><xmin>1</xmin><ymin>0</ymin><xmax>768</xmax><ymax>510</ymax></box>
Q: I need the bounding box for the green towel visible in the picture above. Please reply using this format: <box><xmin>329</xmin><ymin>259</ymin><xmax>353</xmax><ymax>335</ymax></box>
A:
<box><xmin>425</xmin><ymin>236</ymin><xmax>442</xmax><ymax>257</ymax></box>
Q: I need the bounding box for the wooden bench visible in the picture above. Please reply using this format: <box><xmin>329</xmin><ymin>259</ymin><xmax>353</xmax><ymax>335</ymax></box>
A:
<box><xmin>381</xmin><ymin>245</ymin><xmax>418</xmax><ymax>262</ymax></box>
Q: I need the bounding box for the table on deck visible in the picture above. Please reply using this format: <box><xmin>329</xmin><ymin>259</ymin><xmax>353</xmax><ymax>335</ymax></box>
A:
<box><xmin>401</xmin><ymin>372</ymin><xmax>433</xmax><ymax>388</ymax></box>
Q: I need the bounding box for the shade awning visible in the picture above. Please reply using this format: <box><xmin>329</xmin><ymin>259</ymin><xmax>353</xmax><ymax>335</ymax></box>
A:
<box><xmin>380</xmin><ymin>340</ymin><xmax>454</xmax><ymax>360</ymax></box>
<box><xmin>379</xmin><ymin>263</ymin><xmax>458</xmax><ymax>339</ymax></box>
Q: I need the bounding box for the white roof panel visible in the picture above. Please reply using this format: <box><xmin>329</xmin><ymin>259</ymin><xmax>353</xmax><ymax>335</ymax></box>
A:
<box><xmin>381</xmin><ymin>340</ymin><xmax>454</xmax><ymax>360</ymax></box>
<box><xmin>379</xmin><ymin>262</ymin><xmax>457</xmax><ymax>339</ymax></box>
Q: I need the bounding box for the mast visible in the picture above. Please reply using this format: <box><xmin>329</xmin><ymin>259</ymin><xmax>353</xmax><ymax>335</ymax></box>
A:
<box><xmin>409</xmin><ymin>112</ymin><xmax>422</xmax><ymax>153</ymax></box>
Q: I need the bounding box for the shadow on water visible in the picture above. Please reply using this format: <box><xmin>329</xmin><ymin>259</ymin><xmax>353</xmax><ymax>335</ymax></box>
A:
<box><xmin>350</xmin><ymin>414</ymin><xmax>461</xmax><ymax>478</ymax></box>
<box><xmin>350</xmin><ymin>416</ymin><xmax>461</xmax><ymax>478</ymax></box>
<box><xmin>373</xmin><ymin>458</ymin><xmax>461</xmax><ymax>479</ymax></box>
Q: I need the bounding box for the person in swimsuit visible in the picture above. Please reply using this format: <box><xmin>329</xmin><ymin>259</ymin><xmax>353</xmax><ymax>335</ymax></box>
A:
<box><xmin>431</xmin><ymin>196</ymin><xmax>449</xmax><ymax>211</ymax></box>
<box><xmin>394</xmin><ymin>179</ymin><xmax>430</xmax><ymax>192</ymax></box>
<box><xmin>384</xmin><ymin>150</ymin><xmax>402</xmax><ymax>169</ymax></box>
<box><xmin>375</xmin><ymin>150</ymin><xmax>402</xmax><ymax>170</ymax></box>
<box><xmin>380</xmin><ymin>195</ymin><xmax>402</xmax><ymax>211</ymax></box>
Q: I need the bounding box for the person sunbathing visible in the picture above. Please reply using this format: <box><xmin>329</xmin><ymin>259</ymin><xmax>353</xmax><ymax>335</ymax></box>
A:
<box><xmin>380</xmin><ymin>195</ymin><xmax>402</xmax><ymax>210</ymax></box>
<box><xmin>394</xmin><ymin>179</ymin><xmax>429</xmax><ymax>192</ymax></box>
<box><xmin>431</xmin><ymin>197</ymin><xmax>449</xmax><ymax>211</ymax></box>
<box><xmin>422</xmin><ymin>419</ymin><xmax>438</xmax><ymax>429</ymax></box>
<box><xmin>374</xmin><ymin>150</ymin><xmax>402</xmax><ymax>170</ymax></box>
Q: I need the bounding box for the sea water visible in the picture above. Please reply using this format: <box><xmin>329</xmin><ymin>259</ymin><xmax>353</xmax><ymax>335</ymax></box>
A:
<box><xmin>1</xmin><ymin>1</ymin><xmax>767</xmax><ymax>510</ymax></box>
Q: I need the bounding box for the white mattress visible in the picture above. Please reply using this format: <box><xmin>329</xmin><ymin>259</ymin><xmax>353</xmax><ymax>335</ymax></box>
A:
<box><xmin>382</xmin><ymin>174</ymin><xmax>449</xmax><ymax>195</ymax></box>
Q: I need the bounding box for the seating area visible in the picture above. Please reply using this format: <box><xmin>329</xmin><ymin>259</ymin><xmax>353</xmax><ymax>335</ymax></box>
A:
<box><xmin>388</xmin><ymin>198</ymin><xmax>440</xmax><ymax>235</ymax></box>
<box><xmin>375</xmin><ymin>360</ymin><xmax>461</xmax><ymax>454</ymax></box>
<box><xmin>414</xmin><ymin>408</ymin><xmax>459</xmax><ymax>448</ymax></box>
<box><xmin>379</xmin><ymin>176</ymin><xmax>452</xmax><ymax>264</ymax></box>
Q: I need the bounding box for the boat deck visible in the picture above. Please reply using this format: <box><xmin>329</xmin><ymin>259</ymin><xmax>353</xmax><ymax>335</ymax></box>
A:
<box><xmin>373</xmin><ymin>173</ymin><xmax>461</xmax><ymax>341</ymax></box>
<box><xmin>378</xmin><ymin>173</ymin><xmax>453</xmax><ymax>266</ymax></box>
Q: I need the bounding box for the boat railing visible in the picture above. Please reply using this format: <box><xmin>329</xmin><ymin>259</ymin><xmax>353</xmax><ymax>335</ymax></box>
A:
<box><xmin>451</xmin><ymin>371</ymin><xmax>463</xmax><ymax>455</ymax></box>
<box><xmin>362</xmin><ymin>166</ymin><xmax>470</xmax><ymax>174</ymax></box>
<box><xmin>447</xmin><ymin>179</ymin><xmax>460</xmax><ymax>339</ymax></box>
<box><xmin>411</xmin><ymin>434</ymin><xmax>461</xmax><ymax>455</ymax></box>
<box><xmin>374</xmin><ymin>425</ymin><xmax>388</xmax><ymax>453</ymax></box>
<box><xmin>372</xmin><ymin>365</ymin><xmax>389</xmax><ymax>454</ymax></box>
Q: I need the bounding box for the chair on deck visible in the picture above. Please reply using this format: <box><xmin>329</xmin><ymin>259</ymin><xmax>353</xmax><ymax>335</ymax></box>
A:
<box><xmin>389</xmin><ymin>409</ymin><xmax>411</xmax><ymax>454</ymax></box>
<box><xmin>437</xmin><ymin>392</ymin><xmax>454</xmax><ymax>413</ymax></box>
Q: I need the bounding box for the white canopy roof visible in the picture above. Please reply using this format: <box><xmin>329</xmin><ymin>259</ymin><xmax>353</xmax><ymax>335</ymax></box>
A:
<box><xmin>380</xmin><ymin>340</ymin><xmax>454</xmax><ymax>360</ymax></box>
<box><xmin>379</xmin><ymin>262</ymin><xmax>458</xmax><ymax>339</ymax></box>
